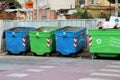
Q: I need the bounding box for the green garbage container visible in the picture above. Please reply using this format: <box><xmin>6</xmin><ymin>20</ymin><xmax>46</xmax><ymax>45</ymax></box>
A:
<box><xmin>89</xmin><ymin>29</ymin><xmax>120</xmax><ymax>58</ymax></box>
<box><xmin>29</xmin><ymin>26</ymin><xmax>59</xmax><ymax>56</ymax></box>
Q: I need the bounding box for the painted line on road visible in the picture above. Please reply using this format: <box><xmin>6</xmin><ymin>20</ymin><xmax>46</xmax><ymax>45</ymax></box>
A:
<box><xmin>79</xmin><ymin>78</ymin><xmax>111</xmax><ymax>80</ymax></box>
<box><xmin>106</xmin><ymin>65</ymin><xmax>120</xmax><ymax>68</ymax></box>
<box><xmin>5</xmin><ymin>73</ymin><xmax>29</xmax><ymax>78</ymax></box>
<box><xmin>39</xmin><ymin>66</ymin><xmax>55</xmax><ymax>69</ymax></box>
<box><xmin>112</xmin><ymin>62</ymin><xmax>120</xmax><ymax>65</ymax></box>
<box><xmin>100</xmin><ymin>69</ymin><xmax>120</xmax><ymax>73</ymax></box>
<box><xmin>26</xmin><ymin>69</ymin><xmax>45</xmax><ymax>72</ymax></box>
<box><xmin>91</xmin><ymin>73</ymin><xmax>120</xmax><ymax>77</ymax></box>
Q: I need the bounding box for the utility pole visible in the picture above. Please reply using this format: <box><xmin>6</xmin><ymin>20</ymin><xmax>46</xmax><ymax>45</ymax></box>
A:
<box><xmin>115</xmin><ymin>0</ymin><xmax>119</xmax><ymax>16</ymax></box>
<box><xmin>36</xmin><ymin>0</ymin><xmax>39</xmax><ymax>20</ymax></box>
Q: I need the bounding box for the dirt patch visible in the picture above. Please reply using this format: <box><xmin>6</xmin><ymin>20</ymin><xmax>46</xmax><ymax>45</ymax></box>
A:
<box><xmin>0</xmin><ymin>11</ymin><xmax>17</xmax><ymax>20</ymax></box>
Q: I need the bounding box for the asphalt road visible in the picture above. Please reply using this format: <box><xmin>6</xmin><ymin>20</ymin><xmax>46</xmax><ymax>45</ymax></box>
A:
<box><xmin>0</xmin><ymin>55</ymin><xmax>120</xmax><ymax>80</ymax></box>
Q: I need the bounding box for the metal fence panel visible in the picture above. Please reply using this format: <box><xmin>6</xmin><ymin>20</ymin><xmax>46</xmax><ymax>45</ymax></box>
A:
<box><xmin>3</xmin><ymin>19</ymin><xmax>104</xmax><ymax>30</ymax></box>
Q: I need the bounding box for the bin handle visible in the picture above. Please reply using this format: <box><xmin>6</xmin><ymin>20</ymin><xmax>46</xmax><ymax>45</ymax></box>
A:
<box><xmin>63</xmin><ymin>32</ymin><xmax>66</xmax><ymax>38</ymax></box>
<box><xmin>12</xmin><ymin>32</ymin><xmax>15</xmax><ymax>37</ymax></box>
<box><xmin>36</xmin><ymin>32</ymin><xmax>40</xmax><ymax>38</ymax></box>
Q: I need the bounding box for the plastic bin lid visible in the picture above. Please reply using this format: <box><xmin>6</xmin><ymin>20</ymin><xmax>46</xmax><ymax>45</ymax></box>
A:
<box><xmin>58</xmin><ymin>26</ymin><xmax>85</xmax><ymax>32</ymax></box>
<box><xmin>7</xmin><ymin>27</ymin><xmax>35</xmax><ymax>32</ymax></box>
<box><xmin>35</xmin><ymin>27</ymin><xmax>59</xmax><ymax>32</ymax></box>
<box><xmin>56</xmin><ymin>26</ymin><xmax>86</xmax><ymax>37</ymax></box>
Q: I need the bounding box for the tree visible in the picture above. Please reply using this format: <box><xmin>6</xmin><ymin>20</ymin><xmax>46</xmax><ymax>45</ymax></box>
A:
<box><xmin>0</xmin><ymin>0</ymin><xmax>22</xmax><ymax>8</ymax></box>
<box><xmin>107</xmin><ymin>0</ymin><xmax>120</xmax><ymax>3</ymax></box>
<box><xmin>74</xmin><ymin>6</ymin><xmax>84</xmax><ymax>19</ymax></box>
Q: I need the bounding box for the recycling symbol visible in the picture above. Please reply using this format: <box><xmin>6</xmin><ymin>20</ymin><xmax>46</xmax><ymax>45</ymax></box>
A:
<box><xmin>96</xmin><ymin>39</ymin><xmax>101</xmax><ymax>44</ymax></box>
<box><xmin>114</xmin><ymin>18</ymin><xmax>119</xmax><ymax>22</ymax></box>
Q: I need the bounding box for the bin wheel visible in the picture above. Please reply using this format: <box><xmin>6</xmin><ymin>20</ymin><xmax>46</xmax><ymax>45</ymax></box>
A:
<box><xmin>45</xmin><ymin>53</ymin><xmax>50</xmax><ymax>57</ymax></box>
<box><xmin>56</xmin><ymin>52</ymin><xmax>61</xmax><ymax>57</ymax></box>
<box><xmin>26</xmin><ymin>52</ymin><xmax>34</xmax><ymax>56</ymax></box>
<box><xmin>71</xmin><ymin>54</ymin><xmax>77</xmax><ymax>58</ymax></box>
<box><xmin>7</xmin><ymin>51</ymin><xmax>11</xmax><ymax>55</ymax></box>
<box><xmin>22</xmin><ymin>52</ymin><xmax>26</xmax><ymax>56</ymax></box>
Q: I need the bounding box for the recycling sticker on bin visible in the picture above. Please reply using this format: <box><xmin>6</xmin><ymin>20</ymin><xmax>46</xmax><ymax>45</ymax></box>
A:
<box><xmin>109</xmin><ymin>16</ymin><xmax>120</xmax><ymax>22</ymax></box>
<box><xmin>96</xmin><ymin>39</ymin><xmax>102</xmax><ymax>44</ymax></box>
<box><xmin>114</xmin><ymin>18</ymin><xmax>119</xmax><ymax>22</ymax></box>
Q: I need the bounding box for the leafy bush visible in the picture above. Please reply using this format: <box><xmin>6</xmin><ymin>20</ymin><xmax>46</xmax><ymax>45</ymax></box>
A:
<box><xmin>74</xmin><ymin>6</ymin><xmax>93</xmax><ymax>19</ymax></box>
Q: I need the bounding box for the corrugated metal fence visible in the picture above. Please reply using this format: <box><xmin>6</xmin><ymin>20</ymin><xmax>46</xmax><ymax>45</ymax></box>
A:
<box><xmin>0</xmin><ymin>19</ymin><xmax>105</xmax><ymax>51</ymax></box>
<box><xmin>2</xmin><ymin>19</ymin><xmax>105</xmax><ymax>33</ymax></box>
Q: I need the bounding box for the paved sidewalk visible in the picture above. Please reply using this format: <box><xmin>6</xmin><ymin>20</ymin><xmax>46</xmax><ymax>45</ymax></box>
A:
<box><xmin>0</xmin><ymin>51</ymin><xmax>7</xmax><ymax>56</ymax></box>
<box><xmin>0</xmin><ymin>48</ymin><xmax>91</xmax><ymax>58</ymax></box>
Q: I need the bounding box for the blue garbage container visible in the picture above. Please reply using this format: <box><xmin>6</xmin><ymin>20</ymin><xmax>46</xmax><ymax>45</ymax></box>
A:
<box><xmin>5</xmin><ymin>27</ymin><xmax>35</xmax><ymax>54</ymax></box>
<box><xmin>55</xmin><ymin>26</ymin><xmax>86</xmax><ymax>56</ymax></box>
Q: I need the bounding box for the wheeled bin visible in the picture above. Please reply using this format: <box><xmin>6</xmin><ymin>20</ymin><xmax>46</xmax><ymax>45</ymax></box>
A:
<box><xmin>55</xmin><ymin>26</ymin><xmax>86</xmax><ymax>56</ymax></box>
<box><xmin>5</xmin><ymin>27</ymin><xmax>35</xmax><ymax>54</ymax></box>
<box><xmin>89</xmin><ymin>29</ymin><xmax>120</xmax><ymax>58</ymax></box>
<box><xmin>29</xmin><ymin>26</ymin><xmax>59</xmax><ymax>56</ymax></box>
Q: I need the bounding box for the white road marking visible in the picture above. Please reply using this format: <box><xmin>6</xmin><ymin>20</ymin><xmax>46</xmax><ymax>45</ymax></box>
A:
<box><xmin>112</xmin><ymin>62</ymin><xmax>120</xmax><ymax>65</ymax></box>
<box><xmin>39</xmin><ymin>66</ymin><xmax>55</xmax><ymax>69</ymax></box>
<box><xmin>91</xmin><ymin>73</ymin><xmax>120</xmax><ymax>77</ymax></box>
<box><xmin>6</xmin><ymin>73</ymin><xmax>29</xmax><ymax>77</ymax></box>
<box><xmin>100</xmin><ymin>69</ymin><xmax>120</xmax><ymax>73</ymax></box>
<box><xmin>106</xmin><ymin>65</ymin><xmax>120</xmax><ymax>68</ymax></box>
<box><xmin>26</xmin><ymin>69</ymin><xmax>45</xmax><ymax>72</ymax></box>
<box><xmin>79</xmin><ymin>78</ymin><xmax>111</xmax><ymax>80</ymax></box>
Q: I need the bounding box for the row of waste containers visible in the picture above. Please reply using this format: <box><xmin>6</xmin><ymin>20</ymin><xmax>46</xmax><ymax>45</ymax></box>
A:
<box><xmin>4</xmin><ymin>26</ymin><xmax>120</xmax><ymax>58</ymax></box>
<box><xmin>5</xmin><ymin>26</ymin><xmax>86</xmax><ymax>56</ymax></box>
